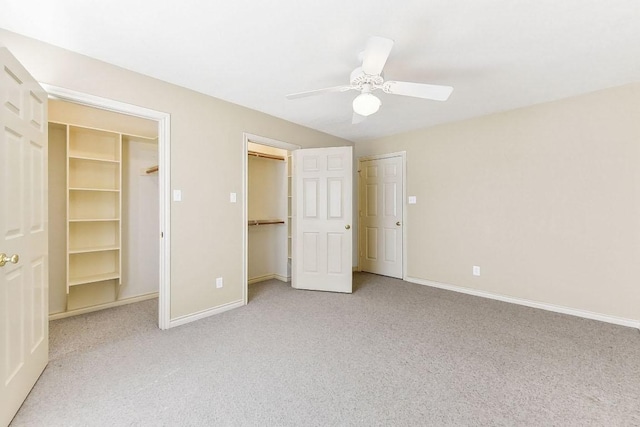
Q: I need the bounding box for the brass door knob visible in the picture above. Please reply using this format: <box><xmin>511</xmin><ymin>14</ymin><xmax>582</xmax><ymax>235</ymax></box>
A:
<box><xmin>345</xmin><ymin>224</ymin><xmax>351</xmax><ymax>230</ymax></box>
<box><xmin>0</xmin><ymin>253</ymin><xmax>19</xmax><ymax>267</ymax></box>
<box><xmin>396</xmin><ymin>221</ymin><xmax>401</xmax><ymax>226</ymax></box>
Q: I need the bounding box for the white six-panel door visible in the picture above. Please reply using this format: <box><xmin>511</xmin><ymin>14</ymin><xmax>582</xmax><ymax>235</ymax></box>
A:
<box><xmin>359</xmin><ymin>155</ymin><xmax>403</xmax><ymax>279</ymax></box>
<box><xmin>0</xmin><ymin>47</ymin><xmax>49</xmax><ymax>426</ymax></box>
<box><xmin>292</xmin><ymin>147</ymin><xmax>352</xmax><ymax>293</ymax></box>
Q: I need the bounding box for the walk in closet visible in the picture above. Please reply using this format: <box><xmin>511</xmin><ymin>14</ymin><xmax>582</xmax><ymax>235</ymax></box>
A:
<box><xmin>247</xmin><ymin>142</ymin><xmax>292</xmax><ymax>284</ymax></box>
<box><xmin>48</xmin><ymin>100</ymin><xmax>159</xmax><ymax>317</ymax></box>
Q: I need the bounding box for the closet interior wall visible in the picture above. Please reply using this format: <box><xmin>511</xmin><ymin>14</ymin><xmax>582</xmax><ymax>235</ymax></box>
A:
<box><xmin>48</xmin><ymin>99</ymin><xmax>159</xmax><ymax>317</ymax></box>
<box><xmin>247</xmin><ymin>142</ymin><xmax>290</xmax><ymax>284</ymax></box>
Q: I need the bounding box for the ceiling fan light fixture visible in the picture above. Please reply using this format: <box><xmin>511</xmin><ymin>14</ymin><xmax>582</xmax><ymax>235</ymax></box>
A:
<box><xmin>352</xmin><ymin>92</ymin><xmax>381</xmax><ymax>116</ymax></box>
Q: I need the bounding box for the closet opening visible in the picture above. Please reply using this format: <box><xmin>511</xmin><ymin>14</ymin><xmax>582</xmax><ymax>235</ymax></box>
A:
<box><xmin>45</xmin><ymin>88</ymin><xmax>171</xmax><ymax>329</ymax></box>
<box><xmin>243</xmin><ymin>134</ymin><xmax>300</xmax><ymax>303</ymax></box>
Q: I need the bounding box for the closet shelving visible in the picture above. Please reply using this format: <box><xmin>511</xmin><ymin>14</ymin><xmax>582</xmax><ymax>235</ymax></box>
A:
<box><xmin>248</xmin><ymin>150</ymin><xmax>285</xmax><ymax>161</ymax></box>
<box><xmin>247</xmin><ymin>148</ymin><xmax>288</xmax><ymax>230</ymax></box>
<box><xmin>65</xmin><ymin>125</ymin><xmax>122</xmax><ymax>293</ymax></box>
<box><xmin>247</xmin><ymin>143</ymin><xmax>292</xmax><ymax>284</ymax></box>
<box><xmin>248</xmin><ymin>219</ymin><xmax>285</xmax><ymax>226</ymax></box>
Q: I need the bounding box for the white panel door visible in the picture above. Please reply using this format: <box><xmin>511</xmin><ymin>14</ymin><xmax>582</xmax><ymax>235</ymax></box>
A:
<box><xmin>292</xmin><ymin>147</ymin><xmax>352</xmax><ymax>293</ymax></box>
<box><xmin>0</xmin><ymin>47</ymin><xmax>48</xmax><ymax>426</ymax></box>
<box><xmin>359</xmin><ymin>155</ymin><xmax>403</xmax><ymax>278</ymax></box>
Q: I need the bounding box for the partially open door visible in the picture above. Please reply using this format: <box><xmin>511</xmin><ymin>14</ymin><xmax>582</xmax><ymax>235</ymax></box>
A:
<box><xmin>292</xmin><ymin>146</ymin><xmax>352</xmax><ymax>293</ymax></box>
<box><xmin>0</xmin><ymin>47</ymin><xmax>49</xmax><ymax>425</ymax></box>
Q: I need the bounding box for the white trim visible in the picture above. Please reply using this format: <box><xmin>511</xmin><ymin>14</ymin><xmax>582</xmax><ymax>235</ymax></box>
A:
<box><xmin>49</xmin><ymin>293</ymin><xmax>158</xmax><ymax>321</ymax></box>
<box><xmin>405</xmin><ymin>276</ymin><xmax>640</xmax><ymax>329</ymax></box>
<box><xmin>242</xmin><ymin>133</ymin><xmax>300</xmax><ymax>305</ymax></box>
<box><xmin>275</xmin><ymin>274</ymin><xmax>290</xmax><ymax>283</ymax></box>
<box><xmin>169</xmin><ymin>300</ymin><xmax>244</xmax><ymax>328</ymax></box>
<box><xmin>42</xmin><ymin>84</ymin><xmax>172</xmax><ymax>330</ymax></box>
<box><xmin>243</xmin><ymin>136</ymin><xmax>248</xmax><ymax>305</ymax></box>
<box><xmin>357</xmin><ymin>151</ymin><xmax>407</xmax><ymax>280</ymax></box>
<box><xmin>244</xmin><ymin>133</ymin><xmax>301</xmax><ymax>152</ymax></box>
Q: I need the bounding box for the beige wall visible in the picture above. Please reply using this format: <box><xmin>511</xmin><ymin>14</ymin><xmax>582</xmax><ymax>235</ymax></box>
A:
<box><xmin>0</xmin><ymin>30</ymin><xmax>351</xmax><ymax>319</ymax></box>
<box><xmin>356</xmin><ymin>83</ymin><xmax>640</xmax><ymax>321</ymax></box>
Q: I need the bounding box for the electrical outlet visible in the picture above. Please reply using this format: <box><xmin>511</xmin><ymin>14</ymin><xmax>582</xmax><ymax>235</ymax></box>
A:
<box><xmin>216</xmin><ymin>277</ymin><xmax>223</xmax><ymax>288</ymax></box>
<box><xmin>473</xmin><ymin>266</ymin><xmax>481</xmax><ymax>276</ymax></box>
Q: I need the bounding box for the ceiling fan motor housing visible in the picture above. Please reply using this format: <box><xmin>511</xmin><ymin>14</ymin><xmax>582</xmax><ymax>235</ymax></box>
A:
<box><xmin>350</xmin><ymin>67</ymin><xmax>384</xmax><ymax>90</ymax></box>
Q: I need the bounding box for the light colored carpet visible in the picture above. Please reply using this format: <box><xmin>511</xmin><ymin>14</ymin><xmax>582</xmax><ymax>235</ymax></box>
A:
<box><xmin>10</xmin><ymin>273</ymin><xmax>640</xmax><ymax>426</ymax></box>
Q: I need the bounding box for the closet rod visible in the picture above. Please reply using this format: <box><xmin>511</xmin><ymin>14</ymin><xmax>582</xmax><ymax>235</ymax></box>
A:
<box><xmin>247</xmin><ymin>150</ymin><xmax>285</xmax><ymax>161</ymax></box>
<box><xmin>248</xmin><ymin>219</ymin><xmax>285</xmax><ymax>226</ymax></box>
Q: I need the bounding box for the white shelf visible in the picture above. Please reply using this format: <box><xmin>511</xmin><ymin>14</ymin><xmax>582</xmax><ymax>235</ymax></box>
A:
<box><xmin>69</xmin><ymin>187</ymin><xmax>120</xmax><ymax>192</ymax></box>
<box><xmin>69</xmin><ymin>245</ymin><xmax>120</xmax><ymax>254</ymax></box>
<box><xmin>68</xmin><ymin>126</ymin><xmax>121</xmax><ymax>161</ymax></box>
<box><xmin>68</xmin><ymin>272</ymin><xmax>120</xmax><ymax>287</ymax></box>
<box><xmin>68</xmin><ymin>218</ymin><xmax>120</xmax><ymax>222</ymax></box>
<box><xmin>68</xmin><ymin>155</ymin><xmax>120</xmax><ymax>164</ymax></box>
<box><xmin>67</xmin><ymin>125</ymin><xmax>122</xmax><ymax>294</ymax></box>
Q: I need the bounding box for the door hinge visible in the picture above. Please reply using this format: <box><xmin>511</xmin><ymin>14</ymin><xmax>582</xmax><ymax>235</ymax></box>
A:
<box><xmin>161</xmin><ymin>232</ymin><xmax>164</xmax><ymax>238</ymax></box>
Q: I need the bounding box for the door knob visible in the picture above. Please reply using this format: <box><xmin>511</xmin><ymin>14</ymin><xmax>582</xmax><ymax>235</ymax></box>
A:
<box><xmin>396</xmin><ymin>221</ymin><xmax>401</xmax><ymax>226</ymax></box>
<box><xmin>0</xmin><ymin>253</ymin><xmax>19</xmax><ymax>267</ymax></box>
<box><xmin>345</xmin><ymin>224</ymin><xmax>351</xmax><ymax>230</ymax></box>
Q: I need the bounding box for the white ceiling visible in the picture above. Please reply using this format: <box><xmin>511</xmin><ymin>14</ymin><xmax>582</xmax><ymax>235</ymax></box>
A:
<box><xmin>2</xmin><ymin>0</ymin><xmax>640</xmax><ymax>142</ymax></box>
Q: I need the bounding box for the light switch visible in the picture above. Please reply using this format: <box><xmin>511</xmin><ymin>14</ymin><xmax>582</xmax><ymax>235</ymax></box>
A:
<box><xmin>230</xmin><ymin>192</ymin><xmax>237</xmax><ymax>203</ymax></box>
<box><xmin>173</xmin><ymin>190</ymin><xmax>182</xmax><ymax>202</ymax></box>
<box><xmin>408</xmin><ymin>196</ymin><xmax>417</xmax><ymax>204</ymax></box>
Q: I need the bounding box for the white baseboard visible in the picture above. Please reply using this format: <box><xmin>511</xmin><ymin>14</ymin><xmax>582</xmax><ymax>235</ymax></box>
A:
<box><xmin>248</xmin><ymin>274</ymin><xmax>290</xmax><ymax>285</ymax></box>
<box><xmin>49</xmin><ymin>292</ymin><xmax>159</xmax><ymax>321</ymax></box>
<box><xmin>275</xmin><ymin>274</ymin><xmax>290</xmax><ymax>283</ymax></box>
<box><xmin>405</xmin><ymin>276</ymin><xmax>640</xmax><ymax>329</ymax></box>
<box><xmin>169</xmin><ymin>299</ymin><xmax>244</xmax><ymax>329</ymax></box>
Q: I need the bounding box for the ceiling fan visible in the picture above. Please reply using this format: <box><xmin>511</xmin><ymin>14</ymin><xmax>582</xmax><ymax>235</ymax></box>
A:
<box><xmin>286</xmin><ymin>36</ymin><xmax>453</xmax><ymax>123</ymax></box>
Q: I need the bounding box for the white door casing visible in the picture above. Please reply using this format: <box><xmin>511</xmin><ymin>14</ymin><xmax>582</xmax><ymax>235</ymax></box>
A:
<box><xmin>358</xmin><ymin>154</ymin><xmax>404</xmax><ymax>279</ymax></box>
<box><xmin>0</xmin><ymin>47</ymin><xmax>49</xmax><ymax>426</ymax></box>
<box><xmin>293</xmin><ymin>147</ymin><xmax>352</xmax><ymax>293</ymax></box>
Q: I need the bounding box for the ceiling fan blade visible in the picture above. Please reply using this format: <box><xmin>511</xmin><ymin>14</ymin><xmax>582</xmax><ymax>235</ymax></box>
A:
<box><xmin>361</xmin><ymin>36</ymin><xmax>394</xmax><ymax>75</ymax></box>
<box><xmin>383</xmin><ymin>81</ymin><xmax>453</xmax><ymax>101</ymax></box>
<box><xmin>286</xmin><ymin>85</ymin><xmax>354</xmax><ymax>100</ymax></box>
<box><xmin>352</xmin><ymin>112</ymin><xmax>367</xmax><ymax>125</ymax></box>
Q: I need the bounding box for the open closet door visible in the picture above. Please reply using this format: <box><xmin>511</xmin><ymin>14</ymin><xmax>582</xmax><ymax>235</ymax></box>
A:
<box><xmin>292</xmin><ymin>146</ymin><xmax>352</xmax><ymax>293</ymax></box>
<box><xmin>0</xmin><ymin>47</ymin><xmax>49</xmax><ymax>426</ymax></box>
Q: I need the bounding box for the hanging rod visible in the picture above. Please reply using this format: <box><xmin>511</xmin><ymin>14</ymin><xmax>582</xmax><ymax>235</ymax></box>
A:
<box><xmin>248</xmin><ymin>150</ymin><xmax>285</xmax><ymax>161</ymax></box>
<box><xmin>145</xmin><ymin>165</ymin><xmax>159</xmax><ymax>174</ymax></box>
<box><xmin>248</xmin><ymin>219</ymin><xmax>285</xmax><ymax>226</ymax></box>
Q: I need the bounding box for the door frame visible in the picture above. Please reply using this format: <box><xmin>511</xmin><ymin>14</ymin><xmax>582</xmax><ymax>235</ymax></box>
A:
<box><xmin>357</xmin><ymin>151</ymin><xmax>407</xmax><ymax>279</ymax></box>
<box><xmin>41</xmin><ymin>84</ymin><xmax>173</xmax><ymax>329</ymax></box>
<box><xmin>242</xmin><ymin>133</ymin><xmax>300</xmax><ymax>305</ymax></box>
